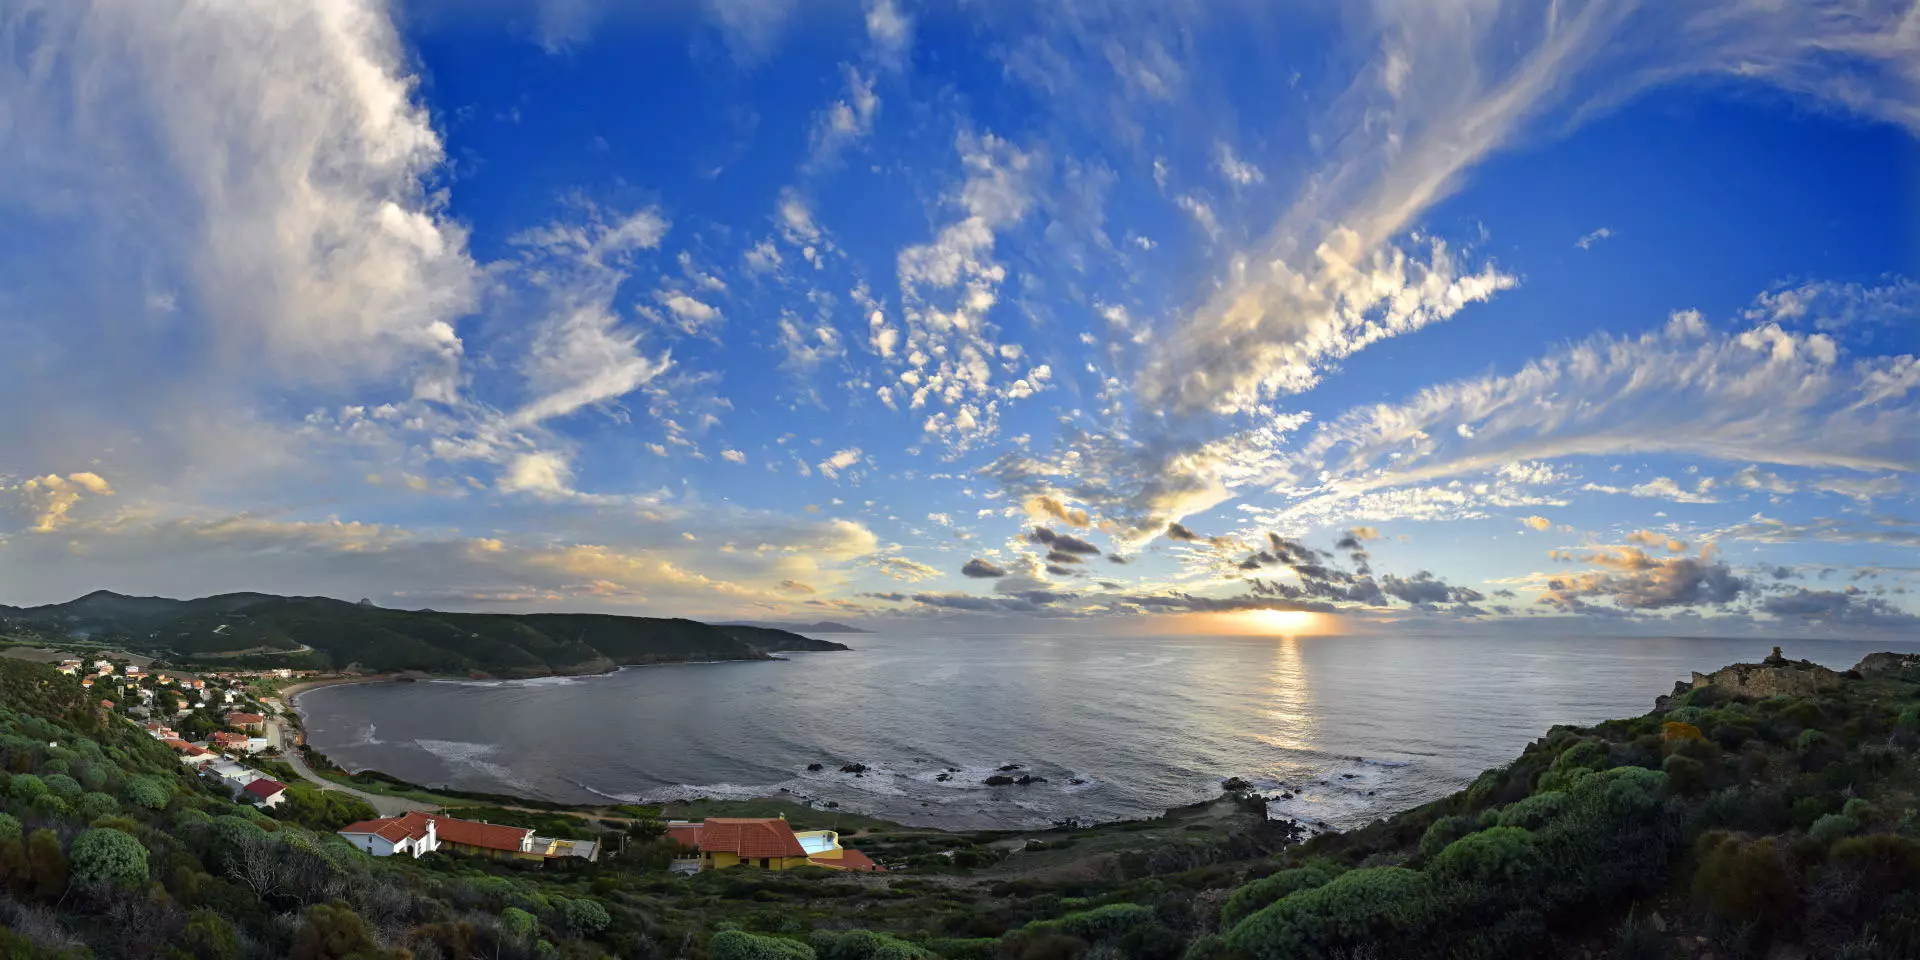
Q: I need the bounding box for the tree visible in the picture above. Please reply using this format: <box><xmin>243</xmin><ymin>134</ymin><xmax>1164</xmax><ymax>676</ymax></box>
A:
<box><xmin>290</xmin><ymin>902</ymin><xmax>406</xmax><ymax>960</ymax></box>
<box><xmin>123</xmin><ymin>775</ymin><xmax>172</xmax><ymax>810</ymax></box>
<box><xmin>710</xmin><ymin>930</ymin><xmax>818</xmax><ymax>960</ymax></box>
<box><xmin>25</xmin><ymin>828</ymin><xmax>67</xmax><ymax>901</ymax></box>
<box><xmin>500</xmin><ymin>907</ymin><xmax>538</xmax><ymax>941</ymax></box>
<box><xmin>178</xmin><ymin>908</ymin><xmax>241</xmax><ymax>960</ymax></box>
<box><xmin>70</xmin><ymin>828</ymin><xmax>149</xmax><ymax>890</ymax></box>
<box><xmin>558</xmin><ymin>897</ymin><xmax>611</xmax><ymax>937</ymax></box>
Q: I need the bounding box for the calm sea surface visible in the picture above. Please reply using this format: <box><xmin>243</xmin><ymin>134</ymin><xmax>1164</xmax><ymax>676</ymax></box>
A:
<box><xmin>296</xmin><ymin>633</ymin><xmax>1920</xmax><ymax>831</ymax></box>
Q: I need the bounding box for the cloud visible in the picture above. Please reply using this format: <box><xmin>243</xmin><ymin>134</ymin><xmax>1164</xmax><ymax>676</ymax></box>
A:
<box><xmin>496</xmin><ymin>451</ymin><xmax>575</xmax><ymax>499</ymax></box>
<box><xmin>1625</xmin><ymin>530</ymin><xmax>1689</xmax><ymax>553</ymax></box>
<box><xmin>871</xmin><ymin>556</ymin><xmax>940</xmax><ymax>582</ymax></box>
<box><xmin>657</xmin><ymin>292</ymin><xmax>724</xmax><ymax>335</ymax></box>
<box><xmin>1575</xmin><ymin>227</ymin><xmax>1614</xmax><ymax>249</ymax></box>
<box><xmin>817</xmin><ymin>448</ymin><xmax>863</xmax><ymax>480</ymax></box>
<box><xmin>701</xmin><ymin>0</ymin><xmax>795</xmax><ymax>64</ymax></box>
<box><xmin>8</xmin><ymin>473</ymin><xmax>116</xmax><ymax>533</ymax></box>
<box><xmin>864</xmin><ymin>0</ymin><xmax>913</xmax><ymax>70</ymax></box>
<box><xmin>807</xmin><ymin>66</ymin><xmax>881</xmax><ymax>168</ymax></box>
<box><xmin>1521</xmin><ymin>515</ymin><xmax>1552</xmax><ymax>531</ymax></box>
<box><xmin>721</xmin><ymin>449</ymin><xmax>747</xmax><ymax>464</ymax></box>
<box><xmin>1165</xmin><ymin>522</ymin><xmax>1202</xmax><ymax>542</ymax></box>
<box><xmin>1027</xmin><ymin>526</ymin><xmax>1100</xmax><ymax>555</ymax></box>
<box><xmin>961</xmin><ymin>558</ymin><xmax>1008</xmax><ymax>579</ymax></box>
<box><xmin>1024</xmin><ymin>495</ymin><xmax>1090</xmax><ymax>528</ymax></box>
<box><xmin>1732</xmin><ymin>465</ymin><xmax>1797</xmax><ymax>494</ymax></box>
<box><xmin>1629</xmin><ymin>476</ymin><xmax>1718</xmax><ymax>504</ymax></box>
<box><xmin>1716</xmin><ymin>515</ymin><xmax>1920</xmax><ymax>548</ymax></box>
<box><xmin>1761</xmin><ymin>588</ymin><xmax>1920</xmax><ymax>628</ymax></box>
<box><xmin>1213</xmin><ymin>142</ymin><xmax>1265</xmax><ymax>186</ymax></box>
<box><xmin>1540</xmin><ymin>547</ymin><xmax>1748</xmax><ymax>612</ymax></box>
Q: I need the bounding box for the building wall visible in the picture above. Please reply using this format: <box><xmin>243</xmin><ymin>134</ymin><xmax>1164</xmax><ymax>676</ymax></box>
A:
<box><xmin>702</xmin><ymin>851</ymin><xmax>813</xmax><ymax>871</ymax></box>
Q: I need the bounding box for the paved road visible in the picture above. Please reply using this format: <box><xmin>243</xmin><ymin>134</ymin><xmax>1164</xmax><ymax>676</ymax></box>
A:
<box><xmin>275</xmin><ymin>723</ymin><xmax>438</xmax><ymax>818</ymax></box>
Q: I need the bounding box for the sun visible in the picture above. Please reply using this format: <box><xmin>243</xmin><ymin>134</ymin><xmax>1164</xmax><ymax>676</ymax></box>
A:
<box><xmin>1234</xmin><ymin>609</ymin><xmax>1325</xmax><ymax>635</ymax></box>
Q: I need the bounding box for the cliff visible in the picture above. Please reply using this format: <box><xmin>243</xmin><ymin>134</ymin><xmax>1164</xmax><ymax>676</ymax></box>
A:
<box><xmin>1654</xmin><ymin>645</ymin><xmax>1845</xmax><ymax>709</ymax></box>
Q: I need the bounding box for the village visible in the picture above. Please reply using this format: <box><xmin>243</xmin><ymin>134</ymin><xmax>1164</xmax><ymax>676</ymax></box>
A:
<box><xmin>62</xmin><ymin>654</ymin><xmax>883</xmax><ymax>876</ymax></box>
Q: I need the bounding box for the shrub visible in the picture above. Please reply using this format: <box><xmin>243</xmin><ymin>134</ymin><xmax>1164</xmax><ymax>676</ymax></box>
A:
<box><xmin>0</xmin><ymin>812</ymin><xmax>19</xmax><ymax>842</ymax></box>
<box><xmin>1662</xmin><ymin>754</ymin><xmax>1709</xmax><ymax>796</ymax></box>
<box><xmin>123</xmin><ymin>775</ymin><xmax>172</xmax><ymax>810</ymax></box>
<box><xmin>557</xmin><ymin>897</ymin><xmax>610</xmax><ymax>937</ymax></box>
<box><xmin>1662</xmin><ymin>722</ymin><xmax>1705</xmax><ymax>743</ymax></box>
<box><xmin>1417</xmin><ymin>815</ymin><xmax>1476</xmax><ymax>861</ymax></box>
<box><xmin>41</xmin><ymin>773</ymin><xmax>81</xmax><ymax>800</ymax></box>
<box><xmin>9</xmin><ymin>774</ymin><xmax>47</xmax><ymax>803</ymax></box>
<box><xmin>75</xmin><ymin>791</ymin><xmax>119</xmax><ymax>821</ymax></box>
<box><xmin>1428</xmin><ymin>827</ymin><xmax>1542</xmax><ymax>888</ymax></box>
<box><xmin>1029</xmin><ymin>903</ymin><xmax>1152</xmax><ymax>942</ymax></box>
<box><xmin>1225</xmin><ymin>866</ymin><xmax>1437</xmax><ymax>960</ymax></box>
<box><xmin>1496</xmin><ymin>791</ymin><xmax>1568</xmax><ymax>830</ymax></box>
<box><xmin>1221</xmin><ymin>861</ymin><xmax>1344</xmax><ymax>928</ymax></box>
<box><xmin>816</xmin><ymin>930</ymin><xmax>932</xmax><ymax>960</ymax></box>
<box><xmin>500</xmin><ymin>907</ymin><xmax>538</xmax><ymax>941</ymax></box>
<box><xmin>1692</xmin><ymin>832</ymin><xmax>1797</xmax><ymax>931</ymax></box>
<box><xmin>710</xmin><ymin>929</ymin><xmax>818</xmax><ymax>960</ymax></box>
<box><xmin>70</xmin><ymin>827</ymin><xmax>148</xmax><ymax>891</ymax></box>
<box><xmin>1808</xmin><ymin>814</ymin><xmax>1860</xmax><ymax>847</ymax></box>
<box><xmin>180</xmin><ymin>908</ymin><xmax>241</xmax><ymax>960</ymax></box>
<box><xmin>25</xmin><ymin>828</ymin><xmax>67</xmax><ymax>900</ymax></box>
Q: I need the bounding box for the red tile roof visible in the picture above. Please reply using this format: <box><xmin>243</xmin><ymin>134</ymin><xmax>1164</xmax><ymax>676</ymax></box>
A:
<box><xmin>429</xmin><ymin>816</ymin><xmax>532</xmax><ymax>853</ymax></box>
<box><xmin>810</xmin><ymin>848</ymin><xmax>883</xmax><ymax>872</ymax></box>
<box><xmin>212</xmin><ymin>731</ymin><xmax>248</xmax><ymax>746</ymax></box>
<box><xmin>667</xmin><ymin>823</ymin><xmax>704</xmax><ymax>848</ymax></box>
<box><xmin>226</xmin><ymin>712</ymin><xmax>266</xmax><ymax>725</ymax></box>
<box><xmin>693</xmin><ymin>818</ymin><xmax>807</xmax><ymax>859</ymax></box>
<box><xmin>242</xmin><ymin>779</ymin><xmax>286</xmax><ymax>800</ymax></box>
<box><xmin>340</xmin><ymin>810</ymin><xmax>438</xmax><ymax>845</ymax></box>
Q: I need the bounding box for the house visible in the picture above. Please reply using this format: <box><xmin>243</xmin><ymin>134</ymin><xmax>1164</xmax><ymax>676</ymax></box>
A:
<box><xmin>124</xmin><ymin>665</ymin><xmax>143</xmax><ymax>677</ymax></box>
<box><xmin>225</xmin><ymin>712</ymin><xmax>266</xmax><ymax>732</ymax></box>
<box><xmin>56</xmin><ymin>660</ymin><xmax>79</xmax><ymax>675</ymax></box>
<box><xmin>336</xmin><ymin>813</ymin><xmax>597</xmax><ymax>863</ymax></box>
<box><xmin>99</xmin><ymin>699</ymin><xmax>114</xmax><ymax>710</ymax></box>
<box><xmin>240</xmin><ymin>778</ymin><xmax>287</xmax><ymax>809</ymax></box>
<box><xmin>664</xmin><ymin>817</ymin><xmax>876</xmax><ymax>872</ymax></box>
<box><xmin>211</xmin><ymin>731</ymin><xmax>250</xmax><ymax>750</ymax></box>
<box><xmin>338</xmin><ymin>811</ymin><xmax>440</xmax><ymax>858</ymax></box>
<box><xmin>80</xmin><ymin>678</ymin><xmax>93</xmax><ymax>689</ymax></box>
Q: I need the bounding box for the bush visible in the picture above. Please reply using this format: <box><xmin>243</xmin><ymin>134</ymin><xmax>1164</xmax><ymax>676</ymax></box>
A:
<box><xmin>1225</xmin><ymin>866</ymin><xmax>1437</xmax><ymax>960</ymax></box>
<box><xmin>815</xmin><ymin>929</ymin><xmax>932</xmax><ymax>960</ymax></box>
<box><xmin>9</xmin><ymin>774</ymin><xmax>47</xmax><ymax>803</ymax></box>
<box><xmin>1809</xmin><ymin>814</ymin><xmax>1860</xmax><ymax>847</ymax></box>
<box><xmin>1692</xmin><ymin>832</ymin><xmax>1797</xmax><ymax>931</ymax></box>
<box><xmin>1221</xmin><ymin>861</ymin><xmax>1344</xmax><ymax>928</ymax></box>
<box><xmin>1417</xmin><ymin>815</ymin><xmax>1476</xmax><ymax>861</ymax></box>
<box><xmin>1428</xmin><ymin>827</ymin><xmax>1542</xmax><ymax>888</ymax></box>
<box><xmin>1029</xmin><ymin>903</ymin><xmax>1152</xmax><ymax>942</ymax></box>
<box><xmin>75</xmin><ymin>791</ymin><xmax>119</xmax><ymax>821</ymax></box>
<box><xmin>1496</xmin><ymin>791</ymin><xmax>1568</xmax><ymax>830</ymax></box>
<box><xmin>557</xmin><ymin>897</ymin><xmax>610</xmax><ymax>937</ymax></box>
<box><xmin>123</xmin><ymin>775</ymin><xmax>172</xmax><ymax>810</ymax></box>
<box><xmin>500</xmin><ymin>906</ymin><xmax>538</xmax><ymax>941</ymax></box>
<box><xmin>70</xmin><ymin>827</ymin><xmax>149</xmax><ymax>890</ymax></box>
<box><xmin>1662</xmin><ymin>754</ymin><xmax>1709</xmax><ymax>796</ymax></box>
<box><xmin>710</xmin><ymin>929</ymin><xmax>818</xmax><ymax>960</ymax></box>
<box><xmin>181</xmin><ymin>908</ymin><xmax>241</xmax><ymax>960</ymax></box>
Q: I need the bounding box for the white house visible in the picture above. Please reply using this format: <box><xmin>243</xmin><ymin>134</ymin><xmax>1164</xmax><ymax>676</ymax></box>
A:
<box><xmin>338</xmin><ymin>811</ymin><xmax>440</xmax><ymax>858</ymax></box>
<box><xmin>240</xmin><ymin>779</ymin><xmax>288</xmax><ymax>809</ymax></box>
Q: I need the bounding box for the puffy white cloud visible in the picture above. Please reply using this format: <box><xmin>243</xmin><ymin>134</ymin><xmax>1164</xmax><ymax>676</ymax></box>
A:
<box><xmin>497</xmin><ymin>451</ymin><xmax>574</xmax><ymax>498</ymax></box>
<box><xmin>1629</xmin><ymin>476</ymin><xmax>1718</xmax><ymax>504</ymax></box>
<box><xmin>864</xmin><ymin>0</ymin><xmax>913</xmax><ymax>70</ymax></box>
<box><xmin>1521</xmin><ymin>515</ymin><xmax>1551</xmax><ymax>532</ymax></box>
<box><xmin>721</xmin><ymin>449</ymin><xmax>747</xmax><ymax>464</ymax></box>
<box><xmin>657</xmin><ymin>292</ymin><xmax>724</xmax><ymax>336</ymax></box>
<box><xmin>817</xmin><ymin>448</ymin><xmax>863</xmax><ymax>480</ymax></box>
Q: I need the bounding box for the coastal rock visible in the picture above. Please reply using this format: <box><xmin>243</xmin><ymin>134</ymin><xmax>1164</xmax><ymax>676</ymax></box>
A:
<box><xmin>806</xmin><ymin>763</ymin><xmax>823</xmax><ymax>771</ymax></box>
<box><xmin>983</xmin><ymin>774</ymin><xmax>1017</xmax><ymax>786</ymax></box>
<box><xmin>935</xmin><ymin>773</ymin><xmax>952</xmax><ymax>782</ymax></box>
<box><xmin>1015</xmin><ymin>775</ymin><xmax>1047</xmax><ymax>785</ymax></box>
<box><xmin>839</xmin><ymin>763</ymin><xmax>869</xmax><ymax>774</ymax></box>
<box><xmin>1067</xmin><ymin>778</ymin><xmax>1086</xmax><ymax>786</ymax></box>
<box><xmin>1655</xmin><ymin>647</ymin><xmax>1844</xmax><ymax>709</ymax></box>
<box><xmin>1221</xmin><ymin>777</ymin><xmax>1252</xmax><ymax>792</ymax></box>
<box><xmin>996</xmin><ymin>763</ymin><xmax>1023</xmax><ymax>772</ymax></box>
<box><xmin>1854</xmin><ymin>651</ymin><xmax>1920</xmax><ymax>676</ymax></box>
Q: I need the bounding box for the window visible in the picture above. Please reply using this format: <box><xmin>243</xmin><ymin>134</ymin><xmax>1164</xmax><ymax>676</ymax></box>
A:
<box><xmin>759</xmin><ymin>858</ymin><xmax>770</xmax><ymax>868</ymax></box>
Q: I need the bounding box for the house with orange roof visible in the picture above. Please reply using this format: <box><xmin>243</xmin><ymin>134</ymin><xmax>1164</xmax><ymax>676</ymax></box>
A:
<box><xmin>336</xmin><ymin>813</ymin><xmax>599</xmax><ymax>863</ymax></box>
<box><xmin>665</xmin><ymin>817</ymin><xmax>882</xmax><ymax>873</ymax></box>
<box><xmin>225</xmin><ymin>711</ymin><xmax>266</xmax><ymax>733</ymax></box>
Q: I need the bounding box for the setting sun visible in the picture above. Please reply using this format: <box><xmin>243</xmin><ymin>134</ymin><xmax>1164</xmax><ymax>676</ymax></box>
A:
<box><xmin>1171</xmin><ymin>608</ymin><xmax>1341</xmax><ymax>636</ymax></box>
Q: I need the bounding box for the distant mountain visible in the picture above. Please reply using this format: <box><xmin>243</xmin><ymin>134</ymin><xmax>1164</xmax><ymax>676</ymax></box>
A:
<box><xmin>4</xmin><ymin>590</ymin><xmax>849</xmax><ymax>676</ymax></box>
<box><xmin>720</xmin><ymin>620</ymin><xmax>873</xmax><ymax>634</ymax></box>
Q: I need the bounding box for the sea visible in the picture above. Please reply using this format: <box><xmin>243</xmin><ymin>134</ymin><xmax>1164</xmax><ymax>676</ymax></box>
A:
<box><xmin>294</xmin><ymin>632</ymin><xmax>1920</xmax><ymax>832</ymax></box>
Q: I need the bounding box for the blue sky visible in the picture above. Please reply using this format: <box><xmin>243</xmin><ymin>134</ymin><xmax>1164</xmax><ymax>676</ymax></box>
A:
<box><xmin>1</xmin><ymin>0</ymin><xmax>1916</xmax><ymax>635</ymax></box>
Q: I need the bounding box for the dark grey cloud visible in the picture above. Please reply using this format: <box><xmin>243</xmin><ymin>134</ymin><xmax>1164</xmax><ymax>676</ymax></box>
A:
<box><xmin>1166</xmin><ymin>522</ymin><xmax>1200</xmax><ymax>542</ymax></box>
<box><xmin>1028</xmin><ymin>526</ymin><xmax>1100</xmax><ymax>555</ymax></box>
<box><xmin>1044</xmin><ymin>549</ymin><xmax>1084</xmax><ymax>565</ymax></box>
<box><xmin>961</xmin><ymin>558</ymin><xmax>1008</xmax><ymax>578</ymax></box>
<box><xmin>1382</xmin><ymin>571</ymin><xmax>1484</xmax><ymax>605</ymax></box>
<box><xmin>1540</xmin><ymin>549</ymin><xmax>1748</xmax><ymax>611</ymax></box>
<box><xmin>1762</xmin><ymin>587</ymin><xmax>1920</xmax><ymax>627</ymax></box>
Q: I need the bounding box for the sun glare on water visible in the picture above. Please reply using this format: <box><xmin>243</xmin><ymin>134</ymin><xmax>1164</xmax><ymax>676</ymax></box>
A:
<box><xmin>1188</xmin><ymin>609</ymin><xmax>1338</xmax><ymax>636</ymax></box>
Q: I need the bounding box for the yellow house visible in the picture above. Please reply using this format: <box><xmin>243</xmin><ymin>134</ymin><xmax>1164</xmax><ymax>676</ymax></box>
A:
<box><xmin>667</xmin><ymin>817</ymin><xmax>882</xmax><ymax>873</ymax></box>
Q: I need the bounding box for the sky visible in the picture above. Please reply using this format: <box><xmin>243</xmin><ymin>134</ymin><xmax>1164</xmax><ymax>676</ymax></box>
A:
<box><xmin>0</xmin><ymin>0</ymin><xmax>1917</xmax><ymax>636</ymax></box>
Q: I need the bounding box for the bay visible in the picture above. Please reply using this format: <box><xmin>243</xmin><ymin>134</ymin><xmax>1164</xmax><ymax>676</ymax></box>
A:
<box><xmin>295</xmin><ymin>632</ymin><xmax>1919</xmax><ymax>831</ymax></box>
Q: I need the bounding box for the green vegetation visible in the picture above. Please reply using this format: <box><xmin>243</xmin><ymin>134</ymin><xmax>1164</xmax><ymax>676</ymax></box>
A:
<box><xmin>0</xmin><ymin>590</ymin><xmax>848</xmax><ymax>675</ymax></box>
<box><xmin>6</xmin><ymin>651</ymin><xmax>1920</xmax><ymax>958</ymax></box>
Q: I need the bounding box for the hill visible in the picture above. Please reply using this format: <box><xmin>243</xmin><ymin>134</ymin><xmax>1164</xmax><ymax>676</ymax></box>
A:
<box><xmin>0</xmin><ymin>590</ymin><xmax>848</xmax><ymax>676</ymax></box>
<box><xmin>4</xmin><ymin>649</ymin><xmax>1920</xmax><ymax>959</ymax></box>
<box><xmin>720</xmin><ymin>620</ymin><xmax>872</xmax><ymax>634</ymax></box>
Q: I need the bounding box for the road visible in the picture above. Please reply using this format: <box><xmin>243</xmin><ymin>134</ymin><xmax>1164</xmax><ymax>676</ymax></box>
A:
<box><xmin>272</xmin><ymin>719</ymin><xmax>439</xmax><ymax>818</ymax></box>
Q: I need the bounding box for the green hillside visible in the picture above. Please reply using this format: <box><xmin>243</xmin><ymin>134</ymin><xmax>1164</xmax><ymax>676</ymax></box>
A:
<box><xmin>5</xmin><ymin>650</ymin><xmax>1920</xmax><ymax>959</ymax></box>
<box><xmin>0</xmin><ymin>591</ymin><xmax>848</xmax><ymax>675</ymax></box>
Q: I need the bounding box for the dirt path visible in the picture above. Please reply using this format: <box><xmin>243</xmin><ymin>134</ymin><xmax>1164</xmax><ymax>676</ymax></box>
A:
<box><xmin>276</xmin><ymin>727</ymin><xmax>440</xmax><ymax>818</ymax></box>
